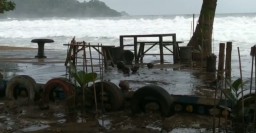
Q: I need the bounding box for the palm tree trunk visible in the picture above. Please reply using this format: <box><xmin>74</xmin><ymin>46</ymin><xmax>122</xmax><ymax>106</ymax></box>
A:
<box><xmin>188</xmin><ymin>0</ymin><xmax>217</xmax><ymax>60</ymax></box>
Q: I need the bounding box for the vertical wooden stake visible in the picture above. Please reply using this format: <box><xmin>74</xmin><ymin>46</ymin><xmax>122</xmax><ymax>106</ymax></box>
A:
<box><xmin>249</xmin><ymin>46</ymin><xmax>255</xmax><ymax>94</ymax></box>
<box><xmin>89</xmin><ymin>43</ymin><xmax>98</xmax><ymax>113</ymax></box>
<box><xmin>225</xmin><ymin>42</ymin><xmax>232</xmax><ymax>81</ymax></box>
<box><xmin>237</xmin><ymin>47</ymin><xmax>245</xmax><ymax>131</ymax></box>
<box><xmin>217</xmin><ymin>43</ymin><xmax>225</xmax><ymax>80</ymax></box>
<box><xmin>134</xmin><ymin>37</ymin><xmax>138</xmax><ymax>63</ymax></box>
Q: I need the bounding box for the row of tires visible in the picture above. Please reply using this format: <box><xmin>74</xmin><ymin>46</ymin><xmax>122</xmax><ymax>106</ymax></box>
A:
<box><xmin>1</xmin><ymin>75</ymin><xmax>124</xmax><ymax>110</ymax></box>
<box><xmin>1</xmin><ymin>75</ymin><xmax>232</xmax><ymax>117</ymax></box>
<box><xmin>1</xmin><ymin>75</ymin><xmax>175</xmax><ymax>116</ymax></box>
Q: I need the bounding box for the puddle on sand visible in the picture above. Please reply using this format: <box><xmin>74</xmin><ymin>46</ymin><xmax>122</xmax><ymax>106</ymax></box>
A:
<box><xmin>170</xmin><ymin>128</ymin><xmax>226</xmax><ymax>133</ymax></box>
<box><xmin>98</xmin><ymin>118</ymin><xmax>111</xmax><ymax>130</ymax></box>
<box><xmin>20</xmin><ymin>124</ymin><xmax>50</xmax><ymax>132</ymax></box>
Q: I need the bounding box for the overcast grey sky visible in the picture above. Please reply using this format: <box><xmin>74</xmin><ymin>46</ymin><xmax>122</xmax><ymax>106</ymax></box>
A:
<box><xmin>96</xmin><ymin>0</ymin><xmax>256</xmax><ymax>15</ymax></box>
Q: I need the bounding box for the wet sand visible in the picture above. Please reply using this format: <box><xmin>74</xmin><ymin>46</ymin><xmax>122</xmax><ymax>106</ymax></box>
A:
<box><xmin>0</xmin><ymin>46</ymin><xmax>36</xmax><ymax>51</ymax></box>
<box><xmin>0</xmin><ymin>46</ymin><xmax>230</xmax><ymax>132</ymax></box>
<box><xmin>0</xmin><ymin>46</ymin><xmax>214</xmax><ymax>95</ymax></box>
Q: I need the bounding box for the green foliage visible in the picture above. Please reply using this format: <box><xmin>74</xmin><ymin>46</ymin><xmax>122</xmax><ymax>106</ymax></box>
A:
<box><xmin>4</xmin><ymin>0</ymin><xmax>121</xmax><ymax>18</ymax></box>
<box><xmin>68</xmin><ymin>62</ymin><xmax>97</xmax><ymax>110</ymax></box>
<box><xmin>0</xmin><ymin>0</ymin><xmax>15</xmax><ymax>13</ymax></box>
<box><xmin>232</xmin><ymin>78</ymin><xmax>246</xmax><ymax>92</ymax></box>
<box><xmin>222</xmin><ymin>88</ymin><xmax>238</xmax><ymax>105</ymax></box>
<box><xmin>69</xmin><ymin>62</ymin><xmax>97</xmax><ymax>88</ymax></box>
<box><xmin>222</xmin><ymin>78</ymin><xmax>248</xmax><ymax>105</ymax></box>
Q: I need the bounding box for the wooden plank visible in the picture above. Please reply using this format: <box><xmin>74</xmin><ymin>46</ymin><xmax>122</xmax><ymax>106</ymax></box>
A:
<box><xmin>159</xmin><ymin>35</ymin><xmax>164</xmax><ymax>64</ymax></box>
<box><xmin>143</xmin><ymin>54</ymin><xmax>173</xmax><ymax>55</ymax></box>
<box><xmin>136</xmin><ymin>41</ymin><xmax>183</xmax><ymax>44</ymax></box>
<box><xmin>120</xmin><ymin>33</ymin><xmax>176</xmax><ymax>38</ymax></box>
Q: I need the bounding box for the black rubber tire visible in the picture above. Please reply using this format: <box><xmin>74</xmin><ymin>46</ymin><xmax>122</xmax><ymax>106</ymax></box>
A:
<box><xmin>131</xmin><ymin>85</ymin><xmax>174</xmax><ymax>117</ymax></box>
<box><xmin>0</xmin><ymin>80</ymin><xmax>7</xmax><ymax>97</ymax></box>
<box><xmin>5</xmin><ymin>75</ymin><xmax>37</xmax><ymax>102</ymax></box>
<box><xmin>44</xmin><ymin>77</ymin><xmax>75</xmax><ymax>103</ymax></box>
<box><xmin>90</xmin><ymin>81</ymin><xmax>124</xmax><ymax>111</ymax></box>
<box><xmin>233</xmin><ymin>94</ymin><xmax>256</xmax><ymax>123</ymax></box>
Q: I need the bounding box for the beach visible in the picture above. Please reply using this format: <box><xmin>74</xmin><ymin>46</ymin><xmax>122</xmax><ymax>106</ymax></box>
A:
<box><xmin>0</xmin><ymin>45</ymin><xmax>229</xmax><ymax>132</ymax></box>
<box><xmin>1</xmin><ymin>13</ymin><xmax>256</xmax><ymax>132</ymax></box>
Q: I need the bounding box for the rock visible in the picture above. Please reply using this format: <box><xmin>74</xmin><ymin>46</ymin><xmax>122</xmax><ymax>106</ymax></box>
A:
<box><xmin>116</xmin><ymin>61</ymin><xmax>130</xmax><ymax>75</ymax></box>
<box><xmin>130</xmin><ymin>65</ymin><xmax>139</xmax><ymax>74</ymax></box>
<box><xmin>147</xmin><ymin>63</ymin><xmax>154</xmax><ymax>69</ymax></box>
<box><xmin>122</xmin><ymin>66</ymin><xmax>130</xmax><ymax>75</ymax></box>
<box><xmin>119</xmin><ymin>80</ymin><xmax>130</xmax><ymax>92</ymax></box>
<box><xmin>116</xmin><ymin>61</ymin><xmax>125</xmax><ymax>70</ymax></box>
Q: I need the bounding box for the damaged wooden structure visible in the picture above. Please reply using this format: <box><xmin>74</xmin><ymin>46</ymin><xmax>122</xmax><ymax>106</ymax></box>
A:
<box><xmin>119</xmin><ymin>33</ymin><xmax>182</xmax><ymax>64</ymax></box>
<box><xmin>64</xmin><ymin>38</ymin><xmax>115</xmax><ymax>71</ymax></box>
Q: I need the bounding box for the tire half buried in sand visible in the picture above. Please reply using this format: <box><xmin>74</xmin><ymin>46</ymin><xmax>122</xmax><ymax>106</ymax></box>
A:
<box><xmin>90</xmin><ymin>81</ymin><xmax>124</xmax><ymax>111</ymax></box>
<box><xmin>5</xmin><ymin>75</ymin><xmax>37</xmax><ymax>103</ymax></box>
<box><xmin>131</xmin><ymin>85</ymin><xmax>174</xmax><ymax>117</ymax></box>
<box><xmin>44</xmin><ymin>77</ymin><xmax>75</xmax><ymax>103</ymax></box>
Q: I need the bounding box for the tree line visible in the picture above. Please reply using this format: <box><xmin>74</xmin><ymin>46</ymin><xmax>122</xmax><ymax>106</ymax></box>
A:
<box><xmin>0</xmin><ymin>0</ymin><xmax>15</xmax><ymax>13</ymax></box>
<box><xmin>1</xmin><ymin>0</ymin><xmax>122</xmax><ymax>18</ymax></box>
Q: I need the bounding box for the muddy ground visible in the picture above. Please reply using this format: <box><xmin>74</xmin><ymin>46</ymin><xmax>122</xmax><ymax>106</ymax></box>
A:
<box><xmin>0</xmin><ymin>98</ymin><xmax>230</xmax><ymax>133</ymax></box>
<box><xmin>0</xmin><ymin>47</ymin><xmax>233</xmax><ymax>132</ymax></box>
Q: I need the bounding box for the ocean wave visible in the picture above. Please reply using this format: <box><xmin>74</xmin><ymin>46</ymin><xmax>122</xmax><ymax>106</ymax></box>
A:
<box><xmin>0</xmin><ymin>15</ymin><xmax>255</xmax><ymax>50</ymax></box>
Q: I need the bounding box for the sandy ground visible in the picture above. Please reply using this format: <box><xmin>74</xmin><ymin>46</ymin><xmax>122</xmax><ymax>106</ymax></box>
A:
<box><xmin>0</xmin><ymin>46</ymin><xmax>36</xmax><ymax>51</ymax></box>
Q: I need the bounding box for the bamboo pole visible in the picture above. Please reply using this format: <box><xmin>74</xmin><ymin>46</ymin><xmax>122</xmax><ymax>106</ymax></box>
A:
<box><xmin>89</xmin><ymin>43</ymin><xmax>98</xmax><ymax>113</ymax></box>
<box><xmin>98</xmin><ymin>43</ymin><xmax>105</xmax><ymax>127</ymax></box>
<box><xmin>253</xmin><ymin>45</ymin><xmax>256</xmax><ymax>124</ymax></box>
<box><xmin>82</xmin><ymin>42</ymin><xmax>86</xmax><ymax>112</ymax></box>
<box><xmin>212</xmin><ymin>80</ymin><xmax>218</xmax><ymax>133</ymax></box>
<box><xmin>192</xmin><ymin>14</ymin><xmax>195</xmax><ymax>34</ymax></box>
<box><xmin>249</xmin><ymin>46</ymin><xmax>255</xmax><ymax>94</ymax></box>
<box><xmin>237</xmin><ymin>47</ymin><xmax>245</xmax><ymax>132</ymax></box>
<box><xmin>82</xmin><ymin>41</ymin><xmax>86</xmax><ymax>72</ymax></box>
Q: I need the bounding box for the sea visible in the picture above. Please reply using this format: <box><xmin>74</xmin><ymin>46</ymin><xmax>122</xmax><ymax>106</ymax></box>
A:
<box><xmin>0</xmin><ymin>13</ymin><xmax>255</xmax><ymax>133</ymax></box>
<box><xmin>0</xmin><ymin>13</ymin><xmax>256</xmax><ymax>78</ymax></box>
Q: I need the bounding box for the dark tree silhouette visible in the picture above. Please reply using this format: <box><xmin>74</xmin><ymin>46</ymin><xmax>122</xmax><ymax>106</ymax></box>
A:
<box><xmin>187</xmin><ymin>0</ymin><xmax>217</xmax><ymax>60</ymax></box>
<box><xmin>0</xmin><ymin>0</ymin><xmax>15</xmax><ymax>13</ymax></box>
<box><xmin>4</xmin><ymin>0</ymin><xmax>121</xmax><ymax>18</ymax></box>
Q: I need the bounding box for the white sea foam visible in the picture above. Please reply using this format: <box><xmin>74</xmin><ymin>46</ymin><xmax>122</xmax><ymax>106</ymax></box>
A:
<box><xmin>0</xmin><ymin>14</ymin><xmax>256</xmax><ymax>71</ymax></box>
<box><xmin>1</xmin><ymin>14</ymin><xmax>255</xmax><ymax>50</ymax></box>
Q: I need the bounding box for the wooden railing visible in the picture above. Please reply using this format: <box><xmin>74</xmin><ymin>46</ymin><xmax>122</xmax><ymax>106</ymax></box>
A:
<box><xmin>119</xmin><ymin>33</ymin><xmax>182</xmax><ymax>64</ymax></box>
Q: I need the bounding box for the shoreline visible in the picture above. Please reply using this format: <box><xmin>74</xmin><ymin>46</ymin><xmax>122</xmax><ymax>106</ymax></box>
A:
<box><xmin>0</xmin><ymin>46</ymin><xmax>36</xmax><ymax>51</ymax></box>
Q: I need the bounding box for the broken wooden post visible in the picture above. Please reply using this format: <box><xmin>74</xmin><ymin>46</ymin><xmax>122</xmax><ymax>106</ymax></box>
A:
<box><xmin>159</xmin><ymin>35</ymin><xmax>164</xmax><ymax>64</ymax></box>
<box><xmin>134</xmin><ymin>37</ymin><xmax>138</xmax><ymax>63</ymax></box>
<box><xmin>138</xmin><ymin>42</ymin><xmax>145</xmax><ymax>63</ymax></box>
<box><xmin>217</xmin><ymin>43</ymin><xmax>225</xmax><ymax>80</ymax></box>
<box><xmin>225</xmin><ymin>42</ymin><xmax>232</xmax><ymax>80</ymax></box>
<box><xmin>120</xmin><ymin>36</ymin><xmax>124</xmax><ymax>48</ymax></box>
<box><xmin>173</xmin><ymin>34</ymin><xmax>178</xmax><ymax>64</ymax></box>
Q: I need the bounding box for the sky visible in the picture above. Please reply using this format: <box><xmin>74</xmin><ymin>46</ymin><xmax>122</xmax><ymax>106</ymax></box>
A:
<box><xmin>88</xmin><ymin>0</ymin><xmax>256</xmax><ymax>15</ymax></box>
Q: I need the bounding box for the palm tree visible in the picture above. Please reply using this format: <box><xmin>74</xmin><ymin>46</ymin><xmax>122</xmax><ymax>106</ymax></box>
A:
<box><xmin>187</xmin><ymin>0</ymin><xmax>217</xmax><ymax>61</ymax></box>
